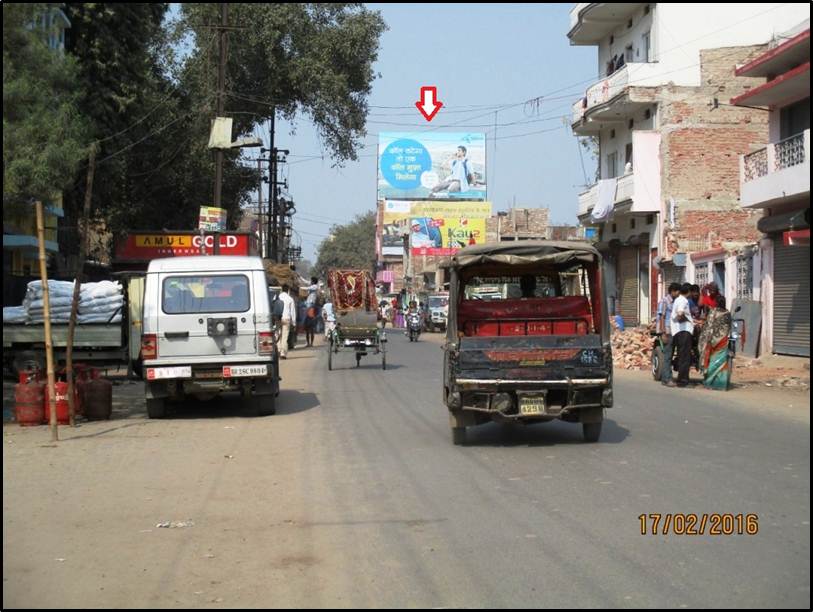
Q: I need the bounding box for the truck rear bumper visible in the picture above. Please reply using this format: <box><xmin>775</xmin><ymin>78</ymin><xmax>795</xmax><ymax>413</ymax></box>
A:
<box><xmin>454</xmin><ymin>377</ymin><xmax>608</xmax><ymax>389</ymax></box>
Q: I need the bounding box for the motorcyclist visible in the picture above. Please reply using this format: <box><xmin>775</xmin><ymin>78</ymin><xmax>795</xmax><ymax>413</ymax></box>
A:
<box><xmin>405</xmin><ymin>300</ymin><xmax>423</xmax><ymax>338</ymax></box>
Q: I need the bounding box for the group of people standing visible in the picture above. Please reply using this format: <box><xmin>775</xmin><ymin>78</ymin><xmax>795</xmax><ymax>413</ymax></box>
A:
<box><xmin>656</xmin><ymin>281</ymin><xmax>732</xmax><ymax>390</ymax></box>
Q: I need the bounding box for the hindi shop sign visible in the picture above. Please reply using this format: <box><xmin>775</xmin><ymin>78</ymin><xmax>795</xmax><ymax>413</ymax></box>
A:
<box><xmin>115</xmin><ymin>233</ymin><xmax>255</xmax><ymax>261</ymax></box>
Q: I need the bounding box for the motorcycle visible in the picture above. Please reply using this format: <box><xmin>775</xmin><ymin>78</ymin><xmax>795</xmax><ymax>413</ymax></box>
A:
<box><xmin>407</xmin><ymin>312</ymin><xmax>422</xmax><ymax>342</ymax></box>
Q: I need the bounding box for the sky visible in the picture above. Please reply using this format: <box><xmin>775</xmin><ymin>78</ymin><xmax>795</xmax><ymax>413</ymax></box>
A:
<box><xmin>175</xmin><ymin>4</ymin><xmax>600</xmax><ymax>261</ymax></box>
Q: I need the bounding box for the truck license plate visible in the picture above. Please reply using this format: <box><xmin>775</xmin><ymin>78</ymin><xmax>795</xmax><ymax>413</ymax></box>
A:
<box><xmin>147</xmin><ymin>366</ymin><xmax>192</xmax><ymax>380</ymax></box>
<box><xmin>519</xmin><ymin>395</ymin><xmax>546</xmax><ymax>416</ymax></box>
<box><xmin>223</xmin><ymin>365</ymin><xmax>267</xmax><ymax>378</ymax></box>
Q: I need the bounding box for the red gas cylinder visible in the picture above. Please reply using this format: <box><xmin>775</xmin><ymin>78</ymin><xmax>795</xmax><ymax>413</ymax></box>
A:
<box><xmin>15</xmin><ymin>373</ymin><xmax>45</xmax><ymax>426</ymax></box>
<box><xmin>83</xmin><ymin>372</ymin><xmax>113</xmax><ymax>421</ymax></box>
<box><xmin>44</xmin><ymin>381</ymin><xmax>71</xmax><ymax>425</ymax></box>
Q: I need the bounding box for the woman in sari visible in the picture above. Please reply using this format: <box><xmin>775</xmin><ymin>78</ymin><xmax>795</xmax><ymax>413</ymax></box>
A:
<box><xmin>698</xmin><ymin>295</ymin><xmax>732</xmax><ymax>390</ymax></box>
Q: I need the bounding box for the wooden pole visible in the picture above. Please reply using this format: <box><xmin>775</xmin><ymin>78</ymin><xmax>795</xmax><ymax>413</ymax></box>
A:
<box><xmin>36</xmin><ymin>201</ymin><xmax>59</xmax><ymax>442</ymax></box>
<box><xmin>66</xmin><ymin>144</ymin><xmax>97</xmax><ymax>427</ymax></box>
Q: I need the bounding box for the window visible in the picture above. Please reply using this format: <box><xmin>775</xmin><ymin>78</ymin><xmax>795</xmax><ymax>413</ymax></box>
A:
<box><xmin>736</xmin><ymin>255</ymin><xmax>753</xmax><ymax>300</ymax></box>
<box><xmin>606</xmin><ymin>152</ymin><xmax>618</xmax><ymax>178</ymax></box>
<box><xmin>610</xmin><ymin>129</ymin><xmax>616</xmax><ymax>139</ymax></box>
<box><xmin>630</xmin><ymin>218</ymin><xmax>636</xmax><ymax>229</ymax></box>
<box><xmin>611</xmin><ymin>223</ymin><xmax>617</xmax><ymax>233</ymax></box>
<box><xmin>642</xmin><ymin>31</ymin><xmax>651</xmax><ymax>62</ymax></box>
<box><xmin>625</xmin><ymin>44</ymin><xmax>634</xmax><ymax>62</ymax></box>
<box><xmin>627</xmin><ymin>19</ymin><xmax>633</xmax><ymax>29</ymax></box>
<box><xmin>694</xmin><ymin>264</ymin><xmax>709</xmax><ymax>288</ymax></box>
<box><xmin>644</xmin><ymin>108</ymin><xmax>652</xmax><ymax>120</ymax></box>
<box><xmin>780</xmin><ymin>98</ymin><xmax>811</xmax><ymax>140</ymax></box>
<box><xmin>646</xmin><ymin>214</ymin><xmax>654</xmax><ymax>225</ymax></box>
<box><xmin>628</xmin><ymin>119</ymin><xmax>634</xmax><ymax>129</ymax></box>
<box><xmin>625</xmin><ymin>143</ymin><xmax>633</xmax><ymax>165</ymax></box>
<box><xmin>162</xmin><ymin>275</ymin><xmax>251</xmax><ymax>314</ymax></box>
<box><xmin>644</xmin><ymin>5</ymin><xmax>651</xmax><ymax>15</ymax></box>
<box><xmin>463</xmin><ymin>268</ymin><xmax>586</xmax><ymax>300</ymax></box>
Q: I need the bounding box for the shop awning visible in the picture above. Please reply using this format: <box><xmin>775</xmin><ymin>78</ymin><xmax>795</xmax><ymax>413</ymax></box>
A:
<box><xmin>784</xmin><ymin>229</ymin><xmax>810</xmax><ymax>246</ymax></box>
<box><xmin>757</xmin><ymin>208</ymin><xmax>809</xmax><ymax>234</ymax></box>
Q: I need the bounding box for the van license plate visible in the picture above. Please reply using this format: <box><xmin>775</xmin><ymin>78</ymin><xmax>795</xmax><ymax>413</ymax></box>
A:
<box><xmin>223</xmin><ymin>365</ymin><xmax>267</xmax><ymax>378</ymax></box>
<box><xmin>147</xmin><ymin>366</ymin><xmax>192</xmax><ymax>380</ymax></box>
<box><xmin>519</xmin><ymin>396</ymin><xmax>545</xmax><ymax>416</ymax></box>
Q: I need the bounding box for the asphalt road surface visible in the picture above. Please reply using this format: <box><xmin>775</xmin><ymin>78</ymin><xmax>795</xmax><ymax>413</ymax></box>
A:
<box><xmin>3</xmin><ymin>332</ymin><xmax>810</xmax><ymax>608</ymax></box>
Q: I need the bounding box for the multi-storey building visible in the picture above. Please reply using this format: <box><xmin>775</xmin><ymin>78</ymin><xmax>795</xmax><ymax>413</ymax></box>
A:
<box><xmin>568</xmin><ymin>3</ymin><xmax>809</xmax><ymax>327</ymax></box>
<box><xmin>733</xmin><ymin>20</ymin><xmax>809</xmax><ymax>357</ymax></box>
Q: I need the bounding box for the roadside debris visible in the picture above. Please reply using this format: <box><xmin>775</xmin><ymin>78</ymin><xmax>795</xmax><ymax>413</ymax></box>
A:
<box><xmin>156</xmin><ymin>520</ymin><xmax>195</xmax><ymax>529</ymax></box>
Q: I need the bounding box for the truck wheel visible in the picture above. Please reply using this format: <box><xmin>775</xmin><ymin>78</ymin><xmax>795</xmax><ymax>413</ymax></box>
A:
<box><xmin>451</xmin><ymin>427</ymin><xmax>467</xmax><ymax>446</ymax></box>
<box><xmin>146</xmin><ymin>397</ymin><xmax>166</xmax><ymax>419</ymax></box>
<box><xmin>252</xmin><ymin>394</ymin><xmax>276</xmax><ymax>417</ymax></box>
<box><xmin>583</xmin><ymin>421</ymin><xmax>602</xmax><ymax>443</ymax></box>
<box><xmin>651</xmin><ymin>346</ymin><xmax>663</xmax><ymax>381</ymax></box>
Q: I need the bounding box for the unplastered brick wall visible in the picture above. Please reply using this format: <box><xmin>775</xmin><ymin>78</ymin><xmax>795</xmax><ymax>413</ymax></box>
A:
<box><xmin>673</xmin><ymin>209</ymin><xmax>762</xmax><ymax>251</ymax></box>
<box><xmin>658</xmin><ymin>45</ymin><xmax>769</xmax><ymax>256</ymax></box>
<box><xmin>485</xmin><ymin>208</ymin><xmax>550</xmax><ymax>241</ymax></box>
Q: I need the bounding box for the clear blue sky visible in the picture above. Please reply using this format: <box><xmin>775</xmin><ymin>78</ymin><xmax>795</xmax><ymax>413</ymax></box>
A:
<box><xmin>178</xmin><ymin>4</ymin><xmax>599</xmax><ymax>261</ymax></box>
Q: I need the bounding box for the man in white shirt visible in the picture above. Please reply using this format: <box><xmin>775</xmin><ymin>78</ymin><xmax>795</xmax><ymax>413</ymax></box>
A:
<box><xmin>430</xmin><ymin>145</ymin><xmax>474</xmax><ymax>195</ymax></box>
<box><xmin>322</xmin><ymin>298</ymin><xmax>336</xmax><ymax>339</ymax></box>
<box><xmin>669</xmin><ymin>283</ymin><xmax>695</xmax><ymax>387</ymax></box>
<box><xmin>277</xmin><ymin>284</ymin><xmax>297</xmax><ymax>359</ymax></box>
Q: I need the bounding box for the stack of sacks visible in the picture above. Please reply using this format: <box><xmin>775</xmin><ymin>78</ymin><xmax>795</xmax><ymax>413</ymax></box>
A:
<box><xmin>78</xmin><ymin>281</ymin><xmax>123</xmax><ymax>323</ymax></box>
<box><xmin>22</xmin><ymin>279</ymin><xmax>123</xmax><ymax>324</ymax></box>
<box><xmin>25</xmin><ymin>280</ymin><xmax>77</xmax><ymax>324</ymax></box>
<box><xmin>3</xmin><ymin>306</ymin><xmax>29</xmax><ymax>324</ymax></box>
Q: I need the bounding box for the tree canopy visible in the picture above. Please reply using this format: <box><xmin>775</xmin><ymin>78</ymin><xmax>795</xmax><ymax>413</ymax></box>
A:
<box><xmin>3</xmin><ymin>3</ymin><xmax>88</xmax><ymax>213</ymax></box>
<box><xmin>314</xmin><ymin>211</ymin><xmax>376</xmax><ymax>278</ymax></box>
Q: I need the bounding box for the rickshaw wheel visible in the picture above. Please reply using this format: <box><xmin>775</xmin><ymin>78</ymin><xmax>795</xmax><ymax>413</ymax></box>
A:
<box><xmin>328</xmin><ymin>339</ymin><xmax>333</xmax><ymax>371</ymax></box>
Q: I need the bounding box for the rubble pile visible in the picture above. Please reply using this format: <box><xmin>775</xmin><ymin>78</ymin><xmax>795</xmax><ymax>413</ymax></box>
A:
<box><xmin>610</xmin><ymin>326</ymin><xmax>653</xmax><ymax>371</ymax></box>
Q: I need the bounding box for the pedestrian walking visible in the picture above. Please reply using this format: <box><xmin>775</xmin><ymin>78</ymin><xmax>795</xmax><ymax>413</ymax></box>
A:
<box><xmin>670</xmin><ymin>283</ymin><xmax>695</xmax><ymax>387</ymax></box>
<box><xmin>277</xmin><ymin>284</ymin><xmax>296</xmax><ymax>359</ymax></box>
<box><xmin>322</xmin><ymin>298</ymin><xmax>336</xmax><ymax>339</ymax></box>
<box><xmin>304</xmin><ymin>304</ymin><xmax>318</xmax><ymax>347</ymax></box>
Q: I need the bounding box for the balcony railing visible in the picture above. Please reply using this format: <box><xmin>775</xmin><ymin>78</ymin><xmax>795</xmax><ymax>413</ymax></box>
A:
<box><xmin>742</xmin><ymin>130</ymin><xmax>808</xmax><ymax>183</ymax></box>
<box><xmin>740</xmin><ymin>129</ymin><xmax>810</xmax><ymax>208</ymax></box>
<box><xmin>743</xmin><ymin>148</ymin><xmax>768</xmax><ymax>181</ymax></box>
<box><xmin>572</xmin><ymin>63</ymin><xmax>662</xmax><ymax>125</ymax></box>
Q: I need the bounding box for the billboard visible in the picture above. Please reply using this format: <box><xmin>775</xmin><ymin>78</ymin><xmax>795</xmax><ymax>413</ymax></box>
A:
<box><xmin>409</xmin><ymin>201</ymin><xmax>491</xmax><ymax>256</ymax></box>
<box><xmin>378</xmin><ymin>132</ymin><xmax>486</xmax><ymax>200</ymax></box>
<box><xmin>198</xmin><ymin>206</ymin><xmax>227</xmax><ymax>231</ymax></box>
<box><xmin>381</xmin><ymin>200</ymin><xmax>411</xmax><ymax>256</ymax></box>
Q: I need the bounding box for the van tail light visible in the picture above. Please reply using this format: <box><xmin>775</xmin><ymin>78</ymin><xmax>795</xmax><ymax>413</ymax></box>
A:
<box><xmin>141</xmin><ymin>334</ymin><xmax>158</xmax><ymax>360</ymax></box>
<box><xmin>576</xmin><ymin>320</ymin><xmax>588</xmax><ymax>335</ymax></box>
<box><xmin>258</xmin><ymin>331</ymin><xmax>274</xmax><ymax>355</ymax></box>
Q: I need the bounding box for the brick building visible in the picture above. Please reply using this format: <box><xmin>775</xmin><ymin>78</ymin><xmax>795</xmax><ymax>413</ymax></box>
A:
<box><xmin>567</xmin><ymin>2</ymin><xmax>809</xmax><ymax>327</ymax></box>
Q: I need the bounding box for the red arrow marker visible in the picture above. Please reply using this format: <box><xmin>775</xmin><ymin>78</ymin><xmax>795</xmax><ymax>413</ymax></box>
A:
<box><xmin>415</xmin><ymin>86</ymin><xmax>443</xmax><ymax>122</ymax></box>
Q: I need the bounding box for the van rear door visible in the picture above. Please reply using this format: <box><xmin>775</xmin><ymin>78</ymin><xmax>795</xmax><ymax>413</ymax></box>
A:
<box><xmin>157</xmin><ymin>273</ymin><xmax>256</xmax><ymax>358</ymax></box>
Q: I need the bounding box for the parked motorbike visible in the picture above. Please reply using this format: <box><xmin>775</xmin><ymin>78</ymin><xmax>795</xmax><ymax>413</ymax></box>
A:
<box><xmin>407</xmin><ymin>312</ymin><xmax>422</xmax><ymax>342</ymax></box>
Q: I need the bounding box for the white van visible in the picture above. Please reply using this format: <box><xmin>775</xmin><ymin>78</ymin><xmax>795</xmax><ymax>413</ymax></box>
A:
<box><xmin>141</xmin><ymin>256</ymin><xmax>279</xmax><ymax>418</ymax></box>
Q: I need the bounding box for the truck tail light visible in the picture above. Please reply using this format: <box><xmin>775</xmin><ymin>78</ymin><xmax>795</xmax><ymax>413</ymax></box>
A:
<box><xmin>141</xmin><ymin>334</ymin><xmax>157</xmax><ymax>360</ymax></box>
<box><xmin>258</xmin><ymin>331</ymin><xmax>274</xmax><ymax>355</ymax></box>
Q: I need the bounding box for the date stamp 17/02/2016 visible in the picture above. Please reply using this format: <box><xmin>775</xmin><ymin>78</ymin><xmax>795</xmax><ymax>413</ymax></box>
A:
<box><xmin>639</xmin><ymin>513</ymin><xmax>759</xmax><ymax>536</ymax></box>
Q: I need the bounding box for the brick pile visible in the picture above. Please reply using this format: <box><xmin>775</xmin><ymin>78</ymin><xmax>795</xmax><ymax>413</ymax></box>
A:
<box><xmin>610</xmin><ymin>325</ymin><xmax>653</xmax><ymax>371</ymax></box>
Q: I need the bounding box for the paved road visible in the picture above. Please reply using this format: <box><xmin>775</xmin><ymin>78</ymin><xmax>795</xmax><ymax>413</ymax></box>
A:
<box><xmin>3</xmin><ymin>332</ymin><xmax>810</xmax><ymax>608</ymax></box>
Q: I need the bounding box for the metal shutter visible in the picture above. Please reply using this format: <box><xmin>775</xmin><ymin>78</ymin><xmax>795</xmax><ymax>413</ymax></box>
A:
<box><xmin>773</xmin><ymin>238</ymin><xmax>809</xmax><ymax>356</ymax></box>
<box><xmin>617</xmin><ymin>247</ymin><xmax>639</xmax><ymax>327</ymax></box>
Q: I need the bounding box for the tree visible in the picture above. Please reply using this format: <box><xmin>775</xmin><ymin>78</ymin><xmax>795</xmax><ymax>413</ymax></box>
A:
<box><xmin>179</xmin><ymin>3</ymin><xmax>387</xmax><ymax>163</ymax></box>
<box><xmin>60</xmin><ymin>3</ymin><xmax>259</xmax><ymax>244</ymax></box>
<box><xmin>314</xmin><ymin>212</ymin><xmax>376</xmax><ymax>278</ymax></box>
<box><xmin>3</xmin><ymin>4</ymin><xmax>88</xmax><ymax>213</ymax></box>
